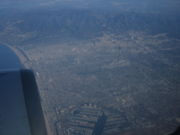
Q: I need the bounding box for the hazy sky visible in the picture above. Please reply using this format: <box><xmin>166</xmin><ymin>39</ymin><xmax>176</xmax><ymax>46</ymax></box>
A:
<box><xmin>1</xmin><ymin>0</ymin><xmax>180</xmax><ymax>14</ymax></box>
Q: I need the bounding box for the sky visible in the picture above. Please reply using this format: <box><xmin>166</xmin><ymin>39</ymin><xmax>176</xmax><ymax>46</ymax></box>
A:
<box><xmin>1</xmin><ymin>0</ymin><xmax>180</xmax><ymax>14</ymax></box>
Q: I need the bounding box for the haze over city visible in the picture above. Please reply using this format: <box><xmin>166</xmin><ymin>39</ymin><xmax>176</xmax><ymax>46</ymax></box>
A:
<box><xmin>0</xmin><ymin>0</ymin><xmax>180</xmax><ymax>135</ymax></box>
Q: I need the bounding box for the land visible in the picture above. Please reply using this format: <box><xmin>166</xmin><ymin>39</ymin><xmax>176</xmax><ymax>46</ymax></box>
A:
<box><xmin>14</xmin><ymin>31</ymin><xmax>180</xmax><ymax>135</ymax></box>
<box><xmin>0</xmin><ymin>1</ymin><xmax>180</xmax><ymax>135</ymax></box>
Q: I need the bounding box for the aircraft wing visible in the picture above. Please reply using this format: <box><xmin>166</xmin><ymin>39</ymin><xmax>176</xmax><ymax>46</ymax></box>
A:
<box><xmin>0</xmin><ymin>45</ymin><xmax>47</xmax><ymax>135</ymax></box>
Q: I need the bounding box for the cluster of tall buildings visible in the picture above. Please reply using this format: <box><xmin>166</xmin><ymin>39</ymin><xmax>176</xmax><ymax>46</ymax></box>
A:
<box><xmin>56</xmin><ymin>103</ymin><xmax>130</xmax><ymax>135</ymax></box>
